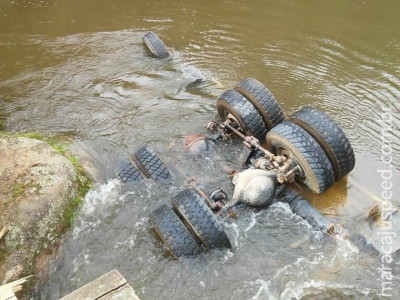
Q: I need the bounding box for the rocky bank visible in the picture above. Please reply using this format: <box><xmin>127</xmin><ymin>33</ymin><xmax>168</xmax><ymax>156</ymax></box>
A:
<box><xmin>0</xmin><ymin>134</ymin><xmax>91</xmax><ymax>296</ymax></box>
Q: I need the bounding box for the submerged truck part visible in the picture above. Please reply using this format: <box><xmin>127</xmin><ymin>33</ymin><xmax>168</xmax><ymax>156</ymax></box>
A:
<box><xmin>277</xmin><ymin>190</ymin><xmax>335</xmax><ymax>233</ymax></box>
<box><xmin>232</xmin><ymin>169</ymin><xmax>278</xmax><ymax>208</ymax></box>
<box><xmin>183</xmin><ymin>134</ymin><xmax>218</xmax><ymax>155</ymax></box>
<box><xmin>142</xmin><ymin>31</ymin><xmax>170</xmax><ymax>58</ymax></box>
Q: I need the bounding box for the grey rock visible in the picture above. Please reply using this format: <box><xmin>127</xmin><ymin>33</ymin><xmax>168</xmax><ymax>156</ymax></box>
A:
<box><xmin>0</xmin><ymin>136</ymin><xmax>77</xmax><ymax>284</ymax></box>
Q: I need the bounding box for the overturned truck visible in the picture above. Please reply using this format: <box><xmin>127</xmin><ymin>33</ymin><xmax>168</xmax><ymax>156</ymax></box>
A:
<box><xmin>129</xmin><ymin>77</ymin><xmax>355</xmax><ymax>257</ymax></box>
<box><xmin>122</xmin><ymin>32</ymin><xmax>358</xmax><ymax>257</ymax></box>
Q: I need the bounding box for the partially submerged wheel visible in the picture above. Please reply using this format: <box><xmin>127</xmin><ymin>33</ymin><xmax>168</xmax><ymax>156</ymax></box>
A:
<box><xmin>116</xmin><ymin>159</ymin><xmax>143</xmax><ymax>183</ymax></box>
<box><xmin>290</xmin><ymin>107</ymin><xmax>355</xmax><ymax>181</ymax></box>
<box><xmin>266</xmin><ymin>121</ymin><xmax>334</xmax><ymax>194</ymax></box>
<box><xmin>134</xmin><ymin>146</ymin><xmax>171</xmax><ymax>181</ymax></box>
<box><xmin>142</xmin><ymin>31</ymin><xmax>170</xmax><ymax>59</ymax></box>
<box><xmin>171</xmin><ymin>189</ymin><xmax>232</xmax><ymax>250</ymax></box>
<box><xmin>149</xmin><ymin>204</ymin><xmax>203</xmax><ymax>257</ymax></box>
<box><xmin>234</xmin><ymin>78</ymin><xmax>285</xmax><ymax>130</ymax></box>
<box><xmin>216</xmin><ymin>89</ymin><xmax>267</xmax><ymax>141</ymax></box>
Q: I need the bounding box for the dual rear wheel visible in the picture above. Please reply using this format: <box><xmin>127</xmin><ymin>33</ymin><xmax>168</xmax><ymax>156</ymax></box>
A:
<box><xmin>149</xmin><ymin>189</ymin><xmax>232</xmax><ymax>257</ymax></box>
<box><xmin>116</xmin><ymin>145</ymin><xmax>172</xmax><ymax>183</ymax></box>
<box><xmin>216</xmin><ymin>78</ymin><xmax>355</xmax><ymax>194</ymax></box>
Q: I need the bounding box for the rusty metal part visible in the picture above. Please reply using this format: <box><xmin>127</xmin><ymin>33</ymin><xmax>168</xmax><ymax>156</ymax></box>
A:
<box><xmin>227</xmin><ymin>208</ymin><xmax>237</xmax><ymax>218</ymax></box>
<box><xmin>206</xmin><ymin>119</ymin><xmax>304</xmax><ymax>185</ymax></box>
<box><xmin>193</xmin><ymin>185</ymin><xmax>222</xmax><ymax>211</ymax></box>
<box><xmin>284</xmin><ymin>165</ymin><xmax>300</xmax><ymax>181</ymax></box>
<box><xmin>206</xmin><ymin>121</ymin><xmax>233</xmax><ymax>141</ymax></box>
<box><xmin>210</xmin><ymin>188</ymin><xmax>227</xmax><ymax>202</ymax></box>
<box><xmin>174</xmin><ymin>166</ymin><xmax>222</xmax><ymax>212</ymax></box>
<box><xmin>227</xmin><ymin>169</ymin><xmax>239</xmax><ymax>179</ymax></box>
<box><xmin>253</xmin><ymin>158</ymin><xmax>273</xmax><ymax>170</ymax></box>
<box><xmin>205</xmin><ymin>121</ymin><xmax>220</xmax><ymax>132</ymax></box>
<box><xmin>183</xmin><ymin>134</ymin><xmax>208</xmax><ymax>149</ymax></box>
<box><xmin>222</xmin><ymin>121</ymin><xmax>278</xmax><ymax>160</ymax></box>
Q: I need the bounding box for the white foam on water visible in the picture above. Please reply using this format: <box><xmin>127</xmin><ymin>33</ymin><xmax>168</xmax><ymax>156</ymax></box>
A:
<box><xmin>223</xmin><ymin>222</ymin><xmax>240</xmax><ymax>248</ymax></box>
<box><xmin>244</xmin><ymin>212</ymin><xmax>258</xmax><ymax>232</ymax></box>
<box><xmin>72</xmin><ymin>179</ymin><xmax>121</xmax><ymax>238</ymax></box>
<box><xmin>251</xmin><ymin>279</ymin><xmax>276</xmax><ymax>300</ymax></box>
<box><xmin>280</xmin><ymin>279</ymin><xmax>372</xmax><ymax>299</ymax></box>
<box><xmin>329</xmin><ymin>232</ymin><xmax>359</xmax><ymax>264</ymax></box>
<box><xmin>250</xmin><ymin>257</ymin><xmax>306</xmax><ymax>300</ymax></box>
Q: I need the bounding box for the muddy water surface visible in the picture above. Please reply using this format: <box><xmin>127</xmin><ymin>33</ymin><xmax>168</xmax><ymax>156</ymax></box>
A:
<box><xmin>1</xmin><ymin>0</ymin><xmax>400</xmax><ymax>299</ymax></box>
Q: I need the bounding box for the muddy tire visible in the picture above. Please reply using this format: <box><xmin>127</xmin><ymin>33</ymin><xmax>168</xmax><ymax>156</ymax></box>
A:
<box><xmin>142</xmin><ymin>31</ymin><xmax>170</xmax><ymax>58</ymax></box>
<box><xmin>290</xmin><ymin>107</ymin><xmax>355</xmax><ymax>181</ymax></box>
<box><xmin>149</xmin><ymin>204</ymin><xmax>203</xmax><ymax>257</ymax></box>
<box><xmin>134</xmin><ymin>146</ymin><xmax>171</xmax><ymax>181</ymax></box>
<box><xmin>234</xmin><ymin>78</ymin><xmax>284</xmax><ymax>130</ymax></box>
<box><xmin>172</xmin><ymin>189</ymin><xmax>231</xmax><ymax>250</ymax></box>
<box><xmin>116</xmin><ymin>159</ymin><xmax>143</xmax><ymax>183</ymax></box>
<box><xmin>266</xmin><ymin>121</ymin><xmax>334</xmax><ymax>194</ymax></box>
<box><xmin>217</xmin><ymin>89</ymin><xmax>267</xmax><ymax>141</ymax></box>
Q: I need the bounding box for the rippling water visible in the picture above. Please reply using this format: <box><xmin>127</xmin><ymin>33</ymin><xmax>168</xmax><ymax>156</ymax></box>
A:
<box><xmin>1</xmin><ymin>0</ymin><xmax>399</xmax><ymax>299</ymax></box>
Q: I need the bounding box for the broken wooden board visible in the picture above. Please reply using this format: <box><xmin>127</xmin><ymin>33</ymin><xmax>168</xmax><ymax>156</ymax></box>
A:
<box><xmin>60</xmin><ymin>270</ymin><xmax>139</xmax><ymax>300</ymax></box>
<box><xmin>0</xmin><ymin>276</ymin><xmax>32</xmax><ymax>300</ymax></box>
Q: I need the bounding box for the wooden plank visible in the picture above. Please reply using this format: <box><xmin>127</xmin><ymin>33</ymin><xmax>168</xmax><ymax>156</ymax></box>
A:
<box><xmin>100</xmin><ymin>284</ymin><xmax>140</xmax><ymax>300</ymax></box>
<box><xmin>60</xmin><ymin>270</ymin><xmax>131</xmax><ymax>300</ymax></box>
<box><xmin>0</xmin><ymin>226</ymin><xmax>9</xmax><ymax>241</ymax></box>
<box><xmin>0</xmin><ymin>276</ymin><xmax>32</xmax><ymax>300</ymax></box>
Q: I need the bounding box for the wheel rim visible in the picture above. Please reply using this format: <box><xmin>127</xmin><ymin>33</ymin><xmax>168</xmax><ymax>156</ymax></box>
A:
<box><xmin>276</xmin><ymin>146</ymin><xmax>308</xmax><ymax>185</ymax></box>
<box><xmin>224</xmin><ymin>112</ymin><xmax>241</xmax><ymax>127</ymax></box>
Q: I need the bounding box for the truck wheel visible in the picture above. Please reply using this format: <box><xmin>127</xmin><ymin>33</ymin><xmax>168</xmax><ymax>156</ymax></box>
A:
<box><xmin>234</xmin><ymin>78</ymin><xmax>284</xmax><ymax>130</ymax></box>
<box><xmin>149</xmin><ymin>204</ymin><xmax>203</xmax><ymax>257</ymax></box>
<box><xmin>216</xmin><ymin>89</ymin><xmax>267</xmax><ymax>141</ymax></box>
<box><xmin>266</xmin><ymin>121</ymin><xmax>334</xmax><ymax>194</ymax></box>
<box><xmin>172</xmin><ymin>189</ymin><xmax>232</xmax><ymax>250</ymax></box>
<box><xmin>134</xmin><ymin>146</ymin><xmax>171</xmax><ymax>181</ymax></box>
<box><xmin>116</xmin><ymin>159</ymin><xmax>143</xmax><ymax>183</ymax></box>
<box><xmin>142</xmin><ymin>31</ymin><xmax>170</xmax><ymax>58</ymax></box>
<box><xmin>290</xmin><ymin>107</ymin><xmax>355</xmax><ymax>181</ymax></box>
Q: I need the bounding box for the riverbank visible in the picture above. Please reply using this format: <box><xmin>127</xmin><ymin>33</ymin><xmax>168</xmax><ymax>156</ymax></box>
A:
<box><xmin>0</xmin><ymin>132</ymin><xmax>92</xmax><ymax>299</ymax></box>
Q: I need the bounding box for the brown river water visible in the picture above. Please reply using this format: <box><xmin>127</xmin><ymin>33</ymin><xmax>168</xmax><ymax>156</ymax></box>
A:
<box><xmin>1</xmin><ymin>0</ymin><xmax>400</xmax><ymax>299</ymax></box>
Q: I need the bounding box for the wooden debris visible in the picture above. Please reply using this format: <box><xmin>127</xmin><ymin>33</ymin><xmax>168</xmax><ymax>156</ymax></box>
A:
<box><xmin>60</xmin><ymin>269</ymin><xmax>140</xmax><ymax>300</ymax></box>
<box><xmin>0</xmin><ymin>276</ymin><xmax>32</xmax><ymax>300</ymax></box>
<box><xmin>0</xmin><ymin>226</ymin><xmax>9</xmax><ymax>241</ymax></box>
<box><xmin>366</xmin><ymin>204</ymin><xmax>379</xmax><ymax>222</ymax></box>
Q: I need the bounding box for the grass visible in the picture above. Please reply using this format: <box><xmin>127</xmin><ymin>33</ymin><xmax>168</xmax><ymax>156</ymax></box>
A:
<box><xmin>17</xmin><ymin>132</ymin><xmax>66</xmax><ymax>155</ymax></box>
<box><xmin>63</xmin><ymin>196</ymin><xmax>83</xmax><ymax>227</ymax></box>
<box><xmin>12</xmin><ymin>181</ymin><xmax>41</xmax><ymax>198</ymax></box>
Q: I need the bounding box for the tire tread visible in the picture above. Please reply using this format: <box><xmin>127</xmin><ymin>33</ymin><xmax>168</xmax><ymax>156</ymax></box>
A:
<box><xmin>172</xmin><ymin>189</ymin><xmax>231</xmax><ymax>250</ymax></box>
<box><xmin>234</xmin><ymin>78</ymin><xmax>284</xmax><ymax>130</ymax></box>
<box><xmin>217</xmin><ymin>89</ymin><xmax>267</xmax><ymax>141</ymax></box>
<box><xmin>290</xmin><ymin>107</ymin><xmax>355</xmax><ymax>180</ymax></box>
<box><xmin>149</xmin><ymin>204</ymin><xmax>203</xmax><ymax>256</ymax></box>
<box><xmin>134</xmin><ymin>146</ymin><xmax>171</xmax><ymax>181</ymax></box>
<box><xmin>116</xmin><ymin>159</ymin><xmax>142</xmax><ymax>183</ymax></box>
<box><xmin>142</xmin><ymin>31</ymin><xmax>170</xmax><ymax>58</ymax></box>
<box><xmin>267</xmin><ymin>121</ymin><xmax>334</xmax><ymax>193</ymax></box>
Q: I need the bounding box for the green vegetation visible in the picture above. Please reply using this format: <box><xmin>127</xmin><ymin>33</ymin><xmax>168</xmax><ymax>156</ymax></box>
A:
<box><xmin>17</xmin><ymin>132</ymin><xmax>66</xmax><ymax>155</ymax></box>
<box><xmin>7</xmin><ymin>132</ymin><xmax>93</xmax><ymax>228</ymax></box>
<box><xmin>0</xmin><ymin>120</ymin><xmax>4</xmax><ymax>130</ymax></box>
<box><xmin>12</xmin><ymin>181</ymin><xmax>41</xmax><ymax>198</ymax></box>
<box><xmin>63</xmin><ymin>196</ymin><xmax>83</xmax><ymax>227</ymax></box>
